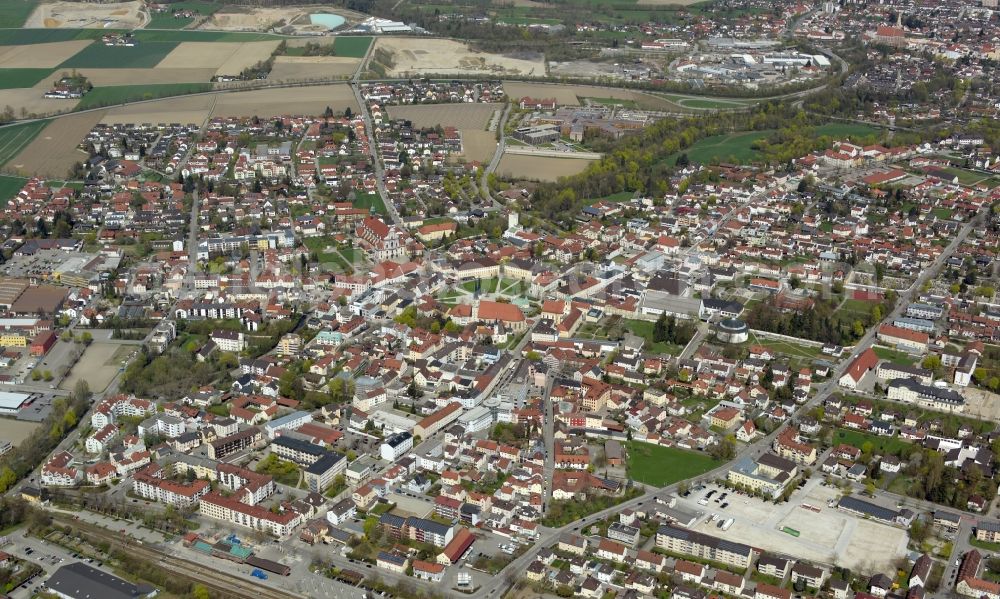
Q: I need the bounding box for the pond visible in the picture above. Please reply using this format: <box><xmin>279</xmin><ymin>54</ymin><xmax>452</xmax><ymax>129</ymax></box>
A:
<box><xmin>309</xmin><ymin>13</ymin><xmax>346</xmax><ymax>29</ymax></box>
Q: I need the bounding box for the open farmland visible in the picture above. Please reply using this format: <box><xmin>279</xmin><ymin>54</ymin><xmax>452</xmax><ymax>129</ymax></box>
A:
<box><xmin>0</xmin><ymin>174</ymin><xmax>26</xmax><ymax>205</ymax></box>
<box><xmin>0</xmin><ymin>85</ymin><xmax>78</xmax><ymax>117</ymax></box>
<box><xmin>25</xmin><ymin>0</ymin><xmax>144</xmax><ymax>29</ymax></box>
<box><xmin>214</xmin><ymin>40</ymin><xmax>280</xmax><ymax>77</ymax></box>
<box><xmin>77</xmin><ymin>67</ymin><xmax>217</xmax><ymax>86</ymax></box>
<box><xmin>0</xmin><ymin>119</ymin><xmax>49</xmax><ymax>167</ymax></box>
<box><xmin>154</xmin><ymin>40</ymin><xmax>280</xmax><ymax>77</ymax></box>
<box><xmin>0</xmin><ymin>39</ymin><xmax>92</xmax><ymax>68</ymax></box>
<box><xmin>497</xmin><ymin>153</ymin><xmax>594</xmax><ymax>181</ymax></box>
<box><xmin>386</xmin><ymin>103</ymin><xmax>499</xmax><ymax>129</ymax></box>
<box><xmin>460</xmin><ymin>130</ymin><xmax>498</xmax><ymax>162</ymax></box>
<box><xmin>5</xmin><ymin>111</ymin><xmax>104</xmax><ymax>177</ymax></box>
<box><xmin>209</xmin><ymin>83</ymin><xmax>358</xmax><ymax>117</ymax></box>
<box><xmin>333</xmin><ymin>36</ymin><xmax>372</xmax><ymax>58</ymax></box>
<box><xmin>267</xmin><ymin>56</ymin><xmax>360</xmax><ymax>81</ymax></box>
<box><xmin>100</xmin><ymin>93</ymin><xmax>213</xmax><ymax>124</ymax></box>
<box><xmin>0</xmin><ymin>0</ymin><xmax>37</xmax><ymax>27</ymax></box>
<box><xmin>0</xmin><ymin>68</ymin><xmax>52</xmax><ymax>89</ymax></box>
<box><xmin>77</xmin><ymin>83</ymin><xmax>214</xmax><ymax>109</ymax></box>
<box><xmin>376</xmin><ymin>37</ymin><xmax>545</xmax><ymax>77</ymax></box>
<box><xmin>59</xmin><ymin>41</ymin><xmax>181</xmax><ymax>69</ymax></box>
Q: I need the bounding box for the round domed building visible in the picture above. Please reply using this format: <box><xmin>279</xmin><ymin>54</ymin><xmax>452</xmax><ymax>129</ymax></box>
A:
<box><xmin>715</xmin><ymin>318</ymin><xmax>749</xmax><ymax>344</ymax></box>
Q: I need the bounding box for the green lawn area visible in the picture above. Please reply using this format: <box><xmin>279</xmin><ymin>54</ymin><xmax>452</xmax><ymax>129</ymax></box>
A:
<box><xmin>461</xmin><ymin>277</ymin><xmax>499</xmax><ymax>294</ymax></box>
<box><xmin>353</xmin><ymin>191</ymin><xmax>386</xmax><ymax>215</ymax></box>
<box><xmin>302</xmin><ymin>235</ymin><xmax>337</xmax><ymax>252</ymax></box>
<box><xmin>833</xmin><ymin>428</ymin><xmax>910</xmax><ymax>456</ymax></box>
<box><xmin>76</xmin><ymin>83</ymin><xmax>213</xmax><ymax>109</ymax></box>
<box><xmin>872</xmin><ymin>346</ymin><xmax>918</xmax><ymax>366</ymax></box>
<box><xmin>0</xmin><ymin>67</ymin><xmax>53</xmax><ymax>89</ymax></box>
<box><xmin>145</xmin><ymin>1</ymin><xmax>219</xmax><ymax>29</ymax></box>
<box><xmin>939</xmin><ymin>166</ymin><xmax>988</xmax><ymax>187</ymax></box>
<box><xmin>625</xmin><ymin>319</ymin><xmax>683</xmax><ymax>355</ymax></box>
<box><xmin>746</xmin><ymin>332</ymin><xmax>824</xmax><ymax>360</ymax></box>
<box><xmin>970</xmin><ymin>535</ymin><xmax>1000</xmax><ymax>552</ymax></box>
<box><xmin>586</xmin><ymin>190</ymin><xmax>633</xmax><ymax>206</ymax></box>
<box><xmin>626</xmin><ymin>440</ymin><xmax>719</xmax><ymax>487</ymax></box>
<box><xmin>0</xmin><ymin>0</ymin><xmax>37</xmax><ymax>27</ymax></box>
<box><xmin>337</xmin><ymin>247</ymin><xmax>363</xmax><ymax>265</ymax></box>
<box><xmin>60</xmin><ymin>41</ymin><xmax>180</xmax><ymax>69</ymax></box>
<box><xmin>580</xmin><ymin>96</ymin><xmax>639</xmax><ymax>109</ymax></box>
<box><xmin>0</xmin><ymin>175</ymin><xmax>26</xmax><ymax>206</ymax></box>
<box><xmin>334</xmin><ymin>36</ymin><xmax>373</xmax><ymax>58</ymax></box>
<box><xmin>813</xmin><ymin>123</ymin><xmax>879</xmax><ymax>139</ymax></box>
<box><xmin>0</xmin><ymin>119</ymin><xmax>50</xmax><ymax>166</ymax></box>
<box><xmin>932</xmin><ymin>207</ymin><xmax>953</xmax><ymax>220</ymax></box>
<box><xmin>676</xmin><ymin>131</ymin><xmax>770</xmax><ymax>165</ymax></box>
<box><xmin>837</xmin><ymin>298</ymin><xmax>876</xmax><ymax>319</ymax></box>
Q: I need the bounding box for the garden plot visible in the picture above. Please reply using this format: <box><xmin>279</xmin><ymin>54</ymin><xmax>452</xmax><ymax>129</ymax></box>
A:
<box><xmin>25</xmin><ymin>0</ymin><xmax>144</xmax><ymax>28</ymax></box>
<box><xmin>0</xmin><ymin>40</ymin><xmax>92</xmax><ymax>68</ymax></box>
<box><xmin>376</xmin><ymin>37</ymin><xmax>545</xmax><ymax>77</ymax></box>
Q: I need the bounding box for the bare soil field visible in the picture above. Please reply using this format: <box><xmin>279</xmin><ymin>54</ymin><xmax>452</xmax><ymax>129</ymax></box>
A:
<box><xmin>386</xmin><ymin>103</ymin><xmax>499</xmax><ymax>129</ymax></box>
<box><xmin>199</xmin><ymin>6</ymin><xmax>301</xmax><ymax>31</ymax></box>
<box><xmin>503</xmin><ymin>81</ymin><xmax>683</xmax><ymax>111</ymax></box>
<box><xmin>7</xmin><ymin>110</ymin><xmax>105</xmax><ymax>178</ymax></box>
<box><xmin>497</xmin><ymin>153</ymin><xmax>594</xmax><ymax>181</ymax></box>
<box><xmin>0</xmin><ymin>418</ymin><xmax>41</xmax><ymax>448</ymax></box>
<box><xmin>210</xmin><ymin>83</ymin><xmax>358</xmax><ymax>117</ymax></box>
<box><xmin>376</xmin><ymin>37</ymin><xmax>545</xmax><ymax>77</ymax></box>
<box><xmin>0</xmin><ymin>84</ymin><xmax>79</xmax><ymax>120</ymax></box>
<box><xmin>155</xmin><ymin>41</ymin><xmax>280</xmax><ymax>78</ymax></box>
<box><xmin>267</xmin><ymin>56</ymin><xmax>360</xmax><ymax>81</ymax></box>
<box><xmin>458</xmin><ymin>130</ymin><xmax>498</xmax><ymax>163</ymax></box>
<box><xmin>25</xmin><ymin>0</ymin><xmax>145</xmax><ymax>29</ymax></box>
<box><xmin>0</xmin><ymin>40</ymin><xmax>93</xmax><ymax>69</ymax></box>
<box><xmin>81</xmin><ymin>67</ymin><xmax>217</xmax><ymax>86</ymax></box>
<box><xmin>961</xmin><ymin>387</ymin><xmax>1000</xmax><ymax>422</ymax></box>
<box><xmin>100</xmin><ymin>93</ymin><xmax>212</xmax><ymax>124</ymax></box>
<box><xmin>214</xmin><ymin>40</ymin><xmax>281</xmax><ymax>77</ymax></box>
<box><xmin>59</xmin><ymin>342</ymin><xmax>125</xmax><ymax>392</ymax></box>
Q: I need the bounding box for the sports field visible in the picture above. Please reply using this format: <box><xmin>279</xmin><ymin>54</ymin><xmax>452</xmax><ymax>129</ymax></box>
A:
<box><xmin>76</xmin><ymin>82</ymin><xmax>214</xmax><ymax>109</ymax></box>
<box><xmin>626</xmin><ymin>440</ymin><xmax>719</xmax><ymax>487</ymax></box>
<box><xmin>59</xmin><ymin>41</ymin><xmax>180</xmax><ymax>69</ymax></box>
<box><xmin>0</xmin><ymin>67</ymin><xmax>52</xmax><ymax>89</ymax></box>
<box><xmin>0</xmin><ymin>119</ymin><xmax>49</xmax><ymax>166</ymax></box>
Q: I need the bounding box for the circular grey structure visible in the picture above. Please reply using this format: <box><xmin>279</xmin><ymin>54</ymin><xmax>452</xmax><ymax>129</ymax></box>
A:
<box><xmin>715</xmin><ymin>318</ymin><xmax>749</xmax><ymax>344</ymax></box>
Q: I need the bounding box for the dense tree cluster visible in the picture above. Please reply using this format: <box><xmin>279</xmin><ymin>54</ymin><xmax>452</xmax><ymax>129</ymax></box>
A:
<box><xmin>744</xmin><ymin>292</ymin><xmax>895</xmax><ymax>346</ymax></box>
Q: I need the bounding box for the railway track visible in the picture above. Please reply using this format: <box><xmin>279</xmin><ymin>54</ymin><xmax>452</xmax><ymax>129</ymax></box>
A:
<box><xmin>52</xmin><ymin>516</ymin><xmax>300</xmax><ymax>599</ymax></box>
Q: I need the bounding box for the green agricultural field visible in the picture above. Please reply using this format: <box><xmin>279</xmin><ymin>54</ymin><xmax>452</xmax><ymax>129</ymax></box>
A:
<box><xmin>353</xmin><ymin>191</ymin><xmax>386</xmax><ymax>215</ymax></box>
<box><xmin>0</xmin><ymin>0</ymin><xmax>37</xmax><ymax>27</ymax></box>
<box><xmin>145</xmin><ymin>1</ymin><xmax>219</xmax><ymax>29</ymax></box>
<box><xmin>626</xmin><ymin>441</ymin><xmax>719</xmax><ymax>487</ymax></box>
<box><xmin>76</xmin><ymin>82</ymin><xmax>213</xmax><ymax>109</ymax></box>
<box><xmin>0</xmin><ymin>119</ymin><xmax>49</xmax><ymax>166</ymax></box>
<box><xmin>833</xmin><ymin>428</ymin><xmax>910</xmax><ymax>456</ymax></box>
<box><xmin>131</xmin><ymin>29</ymin><xmax>286</xmax><ymax>42</ymax></box>
<box><xmin>0</xmin><ymin>68</ymin><xmax>53</xmax><ymax>89</ymax></box>
<box><xmin>0</xmin><ymin>175</ymin><xmax>26</xmax><ymax>206</ymax></box>
<box><xmin>334</xmin><ymin>36</ymin><xmax>373</xmax><ymax>58</ymax></box>
<box><xmin>60</xmin><ymin>41</ymin><xmax>180</xmax><ymax>69</ymax></box>
<box><xmin>0</xmin><ymin>28</ymin><xmax>93</xmax><ymax>45</ymax></box>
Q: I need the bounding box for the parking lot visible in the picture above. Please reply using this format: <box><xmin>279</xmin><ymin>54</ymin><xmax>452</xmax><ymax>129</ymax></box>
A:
<box><xmin>675</xmin><ymin>478</ymin><xmax>908</xmax><ymax>571</ymax></box>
